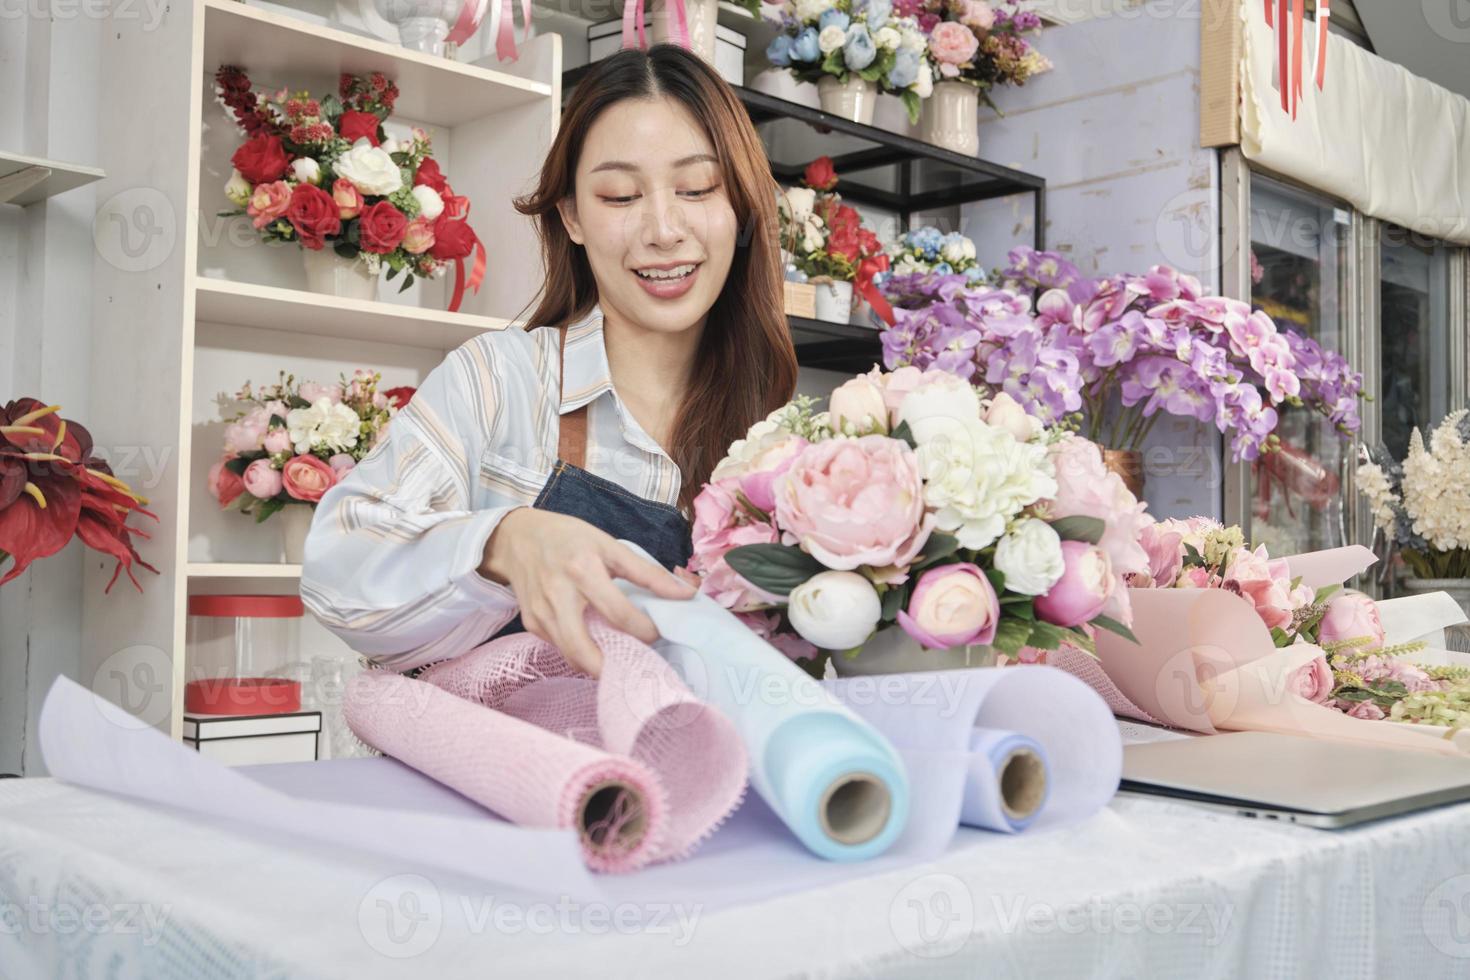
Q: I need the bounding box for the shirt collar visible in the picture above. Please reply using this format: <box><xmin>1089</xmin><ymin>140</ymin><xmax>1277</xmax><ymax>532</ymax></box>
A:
<box><xmin>558</xmin><ymin>304</ymin><xmax>614</xmax><ymax>415</ymax></box>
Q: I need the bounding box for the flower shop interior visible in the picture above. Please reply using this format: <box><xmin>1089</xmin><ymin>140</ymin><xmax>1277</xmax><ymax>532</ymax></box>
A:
<box><xmin>3</xmin><ymin>0</ymin><xmax>1470</xmax><ymax>974</ymax></box>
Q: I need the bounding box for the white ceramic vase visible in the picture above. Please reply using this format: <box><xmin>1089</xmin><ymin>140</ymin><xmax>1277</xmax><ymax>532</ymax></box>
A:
<box><xmin>1400</xmin><ymin>578</ymin><xmax>1470</xmax><ymax>653</ymax></box>
<box><xmin>278</xmin><ymin>505</ymin><xmax>315</xmax><ymax>564</ymax></box>
<box><xmin>371</xmin><ymin>0</ymin><xmax>460</xmax><ymax>54</ymax></box>
<box><xmin>920</xmin><ymin>80</ymin><xmax>980</xmax><ymax>156</ymax></box>
<box><xmin>302</xmin><ymin>248</ymin><xmax>379</xmax><ymax>301</ymax></box>
<box><xmin>818</xmin><ymin>75</ymin><xmax>877</xmax><ymax>125</ymax></box>
<box><xmin>813</xmin><ymin>279</ymin><xmax>853</xmax><ymax>323</ymax></box>
<box><xmin>651</xmin><ymin>0</ymin><xmax>718</xmax><ymax>62</ymax></box>
<box><xmin>830</xmin><ymin>625</ymin><xmax>998</xmax><ymax>677</ymax></box>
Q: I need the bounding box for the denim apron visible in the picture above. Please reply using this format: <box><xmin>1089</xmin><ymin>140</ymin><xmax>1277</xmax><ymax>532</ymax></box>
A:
<box><xmin>489</xmin><ymin>323</ymin><xmax>693</xmax><ymax>640</ymax></box>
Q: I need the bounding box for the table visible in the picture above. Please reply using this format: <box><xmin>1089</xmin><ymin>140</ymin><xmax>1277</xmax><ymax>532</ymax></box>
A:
<box><xmin>2</xmin><ymin>770</ymin><xmax>1469</xmax><ymax>979</ymax></box>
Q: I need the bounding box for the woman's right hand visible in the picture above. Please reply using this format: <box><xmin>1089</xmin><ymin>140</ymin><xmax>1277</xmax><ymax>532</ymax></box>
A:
<box><xmin>477</xmin><ymin>507</ymin><xmax>697</xmax><ymax>676</ymax></box>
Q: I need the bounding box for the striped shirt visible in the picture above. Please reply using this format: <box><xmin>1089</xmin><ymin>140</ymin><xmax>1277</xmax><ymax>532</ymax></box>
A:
<box><xmin>299</xmin><ymin>304</ymin><xmax>684</xmax><ymax>673</ymax></box>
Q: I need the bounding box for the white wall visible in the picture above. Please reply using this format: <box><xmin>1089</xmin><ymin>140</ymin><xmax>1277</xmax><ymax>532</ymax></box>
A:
<box><xmin>0</xmin><ymin>13</ymin><xmax>104</xmax><ymax>775</ymax></box>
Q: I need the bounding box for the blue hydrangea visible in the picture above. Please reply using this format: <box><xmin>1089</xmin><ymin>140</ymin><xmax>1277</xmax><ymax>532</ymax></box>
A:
<box><xmin>818</xmin><ymin>9</ymin><xmax>850</xmax><ymax>31</ymax></box>
<box><xmin>907</xmin><ymin>225</ymin><xmax>943</xmax><ymax>259</ymax></box>
<box><xmin>964</xmin><ymin>266</ymin><xmax>986</xmax><ymax>283</ymax></box>
<box><xmin>854</xmin><ymin>0</ymin><xmax>890</xmax><ymax>29</ymax></box>
<box><xmin>792</xmin><ymin>26</ymin><xmax>821</xmax><ymax>62</ymax></box>
<box><xmin>886</xmin><ymin>47</ymin><xmax>919</xmax><ymax>88</ymax></box>
<box><xmin>843</xmin><ymin>24</ymin><xmax>876</xmax><ymax>71</ymax></box>
<box><xmin>766</xmin><ymin>34</ymin><xmax>793</xmax><ymax>67</ymax></box>
<box><xmin>932</xmin><ymin>261</ymin><xmax>953</xmax><ymax>275</ymax></box>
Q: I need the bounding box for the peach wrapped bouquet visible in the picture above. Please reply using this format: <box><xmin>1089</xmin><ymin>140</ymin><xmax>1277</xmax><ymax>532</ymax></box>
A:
<box><xmin>684</xmin><ymin>366</ymin><xmax>1153</xmax><ymax>675</ymax></box>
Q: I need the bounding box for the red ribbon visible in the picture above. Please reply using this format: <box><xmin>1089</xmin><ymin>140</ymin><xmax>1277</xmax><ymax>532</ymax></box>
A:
<box><xmin>447</xmin><ymin>233</ymin><xmax>487</xmax><ymax>313</ymax></box>
<box><xmin>854</xmin><ymin>258</ymin><xmax>895</xmax><ymax>327</ymax></box>
<box><xmin>1290</xmin><ymin>0</ymin><xmax>1304</xmax><ymax>118</ymax></box>
<box><xmin>1276</xmin><ymin>0</ymin><xmax>1289</xmax><ymax>113</ymax></box>
<box><xmin>1315</xmin><ymin>0</ymin><xmax>1329</xmax><ymax>90</ymax></box>
<box><xmin>1264</xmin><ymin>0</ymin><xmax>1272</xmax><ymax>27</ymax></box>
<box><xmin>486</xmin><ymin>0</ymin><xmax>532</xmax><ymax>61</ymax></box>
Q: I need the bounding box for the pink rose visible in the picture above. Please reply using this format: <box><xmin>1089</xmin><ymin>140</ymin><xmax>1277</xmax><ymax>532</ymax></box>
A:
<box><xmin>247</xmin><ymin>180</ymin><xmax>291</xmax><ymax>230</ymax></box>
<box><xmin>928</xmin><ymin>21</ymin><xmax>980</xmax><ymax>65</ymax></box>
<box><xmin>328</xmin><ymin>453</ymin><xmax>356</xmax><ymax>478</ymax></box>
<box><xmin>1034</xmin><ymin>541</ymin><xmax>1112</xmax><ymax>627</ymax></box>
<box><xmin>263</xmin><ymin>428</ymin><xmax>292</xmax><ymax>454</ymax></box>
<box><xmin>959</xmin><ymin>0</ymin><xmax>995</xmax><ymax>29</ymax></box>
<box><xmin>828</xmin><ymin>375</ymin><xmax>889</xmax><ymax>434</ymax></box>
<box><xmin>402</xmin><ymin>216</ymin><xmax>436</xmax><ymax>255</ymax></box>
<box><xmin>222</xmin><ymin>418</ymin><xmax>267</xmax><ymax>454</ymax></box>
<box><xmin>1318</xmin><ymin>592</ymin><xmax>1385</xmax><ymax>653</ymax></box>
<box><xmin>1174</xmin><ymin>565</ymin><xmax>1213</xmax><ymax>589</ymax></box>
<box><xmin>1128</xmin><ymin>521</ymin><xmax>1184</xmax><ymax>589</ymax></box>
<box><xmin>866</xmin><ymin>366</ymin><xmax>925</xmax><ymax>428</ymax></box>
<box><xmin>1222</xmin><ymin>544</ymin><xmax>1295</xmax><ymax>631</ymax></box>
<box><xmin>208</xmin><ymin>457</ymin><xmax>245</xmax><ymax>508</ymax></box>
<box><xmin>297</xmin><ymin>381</ymin><xmax>342</xmax><ymax>405</ymax></box>
<box><xmin>689</xmin><ymin>480</ymin><xmax>783</xmax><ymax>612</ymax></box>
<box><xmin>241</xmin><ymin>458</ymin><xmax>283</xmax><ymax>499</ymax></box>
<box><xmin>774</xmin><ymin>435</ymin><xmax>933</xmax><ymax>572</ymax></box>
<box><xmin>896</xmin><ymin>563</ymin><xmax>999</xmax><ymax>650</ymax></box>
<box><xmin>331</xmin><ymin>179</ymin><xmax>364</xmax><ymax>220</ymax></box>
<box><xmin>281</xmin><ymin>454</ymin><xmax>335</xmax><ymax>502</ymax></box>
<box><xmin>1287</xmin><ymin>652</ymin><xmax>1334</xmax><ymax>703</ymax></box>
<box><xmin>1346</xmin><ymin>700</ymin><xmax>1386</xmax><ymax>721</ymax></box>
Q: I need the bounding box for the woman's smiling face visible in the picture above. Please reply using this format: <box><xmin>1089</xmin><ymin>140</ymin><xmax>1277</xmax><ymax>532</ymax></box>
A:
<box><xmin>557</xmin><ymin>95</ymin><xmax>738</xmax><ymax>335</ymax></box>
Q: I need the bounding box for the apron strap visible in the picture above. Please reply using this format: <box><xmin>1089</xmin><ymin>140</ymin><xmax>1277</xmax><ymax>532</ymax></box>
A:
<box><xmin>556</xmin><ymin>324</ymin><xmax>590</xmax><ymax>470</ymax></box>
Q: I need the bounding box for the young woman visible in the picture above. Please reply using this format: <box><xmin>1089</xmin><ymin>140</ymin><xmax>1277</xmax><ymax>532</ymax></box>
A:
<box><xmin>300</xmin><ymin>45</ymin><xmax>799</xmax><ymax>677</ymax></box>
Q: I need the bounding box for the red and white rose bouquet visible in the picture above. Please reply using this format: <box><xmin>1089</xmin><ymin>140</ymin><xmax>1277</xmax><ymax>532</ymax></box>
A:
<box><xmin>215</xmin><ymin>66</ymin><xmax>485</xmax><ymax>307</ymax></box>
<box><xmin>683</xmin><ymin>366</ymin><xmax>1152</xmax><ymax>676</ymax></box>
<box><xmin>208</xmin><ymin>370</ymin><xmax>414</xmax><ymax>522</ymax></box>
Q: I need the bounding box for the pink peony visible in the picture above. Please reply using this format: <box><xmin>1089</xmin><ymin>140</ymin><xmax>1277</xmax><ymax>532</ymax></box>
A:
<box><xmin>1034</xmin><ymin>541</ymin><xmax>1112</xmax><ymax>628</ymax></box>
<box><xmin>241</xmin><ymin>458</ymin><xmax>283</xmax><ymax>499</ymax></box>
<box><xmin>1221</xmin><ymin>544</ymin><xmax>1296</xmax><ymax>631</ymax></box>
<box><xmin>222</xmin><ymin>417</ymin><xmax>267</xmax><ymax>455</ymax></box>
<box><xmin>1318</xmin><ymin>592</ymin><xmax>1385</xmax><ymax>653</ymax></box>
<box><xmin>1174</xmin><ymin>565</ymin><xmax>1213</xmax><ymax>589</ymax></box>
<box><xmin>774</xmin><ymin>435</ymin><xmax>933</xmax><ymax>572</ymax></box>
<box><xmin>297</xmin><ymin>381</ymin><xmax>342</xmax><ymax>405</ymax></box>
<box><xmin>721</xmin><ymin>432</ymin><xmax>809</xmax><ymax>513</ymax></box>
<box><xmin>328</xmin><ymin>452</ymin><xmax>356</xmax><ymax>477</ymax></box>
<box><xmin>208</xmin><ymin>457</ymin><xmax>245</xmax><ymax>509</ymax></box>
<box><xmin>263</xmin><ymin>428</ymin><xmax>292</xmax><ymax>454</ymax></box>
<box><xmin>247</xmin><ymin>180</ymin><xmax>291</xmax><ymax>230</ymax></box>
<box><xmin>928</xmin><ymin>21</ymin><xmax>980</xmax><ymax>65</ymax></box>
<box><xmin>958</xmin><ymin>0</ymin><xmax>995</xmax><ymax>29</ymax></box>
<box><xmin>690</xmin><ymin>480</ymin><xmax>783</xmax><ymax>612</ymax></box>
<box><xmin>896</xmin><ymin>563</ymin><xmax>999</xmax><ymax>650</ymax></box>
<box><xmin>1346</xmin><ymin>700</ymin><xmax>1386</xmax><ymax>721</ymax></box>
<box><xmin>828</xmin><ymin>375</ymin><xmax>889</xmax><ymax>434</ymax></box>
<box><xmin>281</xmin><ymin>454</ymin><xmax>335</xmax><ymax>502</ymax></box>
<box><xmin>1128</xmin><ymin>521</ymin><xmax>1184</xmax><ymax>589</ymax></box>
<box><xmin>1287</xmin><ymin>652</ymin><xmax>1334</xmax><ymax>703</ymax></box>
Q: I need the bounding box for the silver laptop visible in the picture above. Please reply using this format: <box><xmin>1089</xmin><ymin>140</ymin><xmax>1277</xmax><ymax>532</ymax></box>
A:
<box><xmin>1121</xmin><ymin>730</ymin><xmax>1470</xmax><ymax>828</ymax></box>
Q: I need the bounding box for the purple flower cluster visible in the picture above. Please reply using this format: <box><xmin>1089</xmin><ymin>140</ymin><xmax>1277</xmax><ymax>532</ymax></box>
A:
<box><xmin>880</xmin><ymin>247</ymin><xmax>1365</xmax><ymax>460</ymax></box>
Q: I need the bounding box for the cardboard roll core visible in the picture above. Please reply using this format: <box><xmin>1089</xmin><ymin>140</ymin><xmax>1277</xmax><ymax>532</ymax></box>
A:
<box><xmin>998</xmin><ymin>747</ymin><xmax>1047</xmax><ymax>821</ymax></box>
<box><xmin>819</xmin><ymin>772</ymin><xmax>891</xmax><ymax>846</ymax></box>
<box><xmin>579</xmin><ymin>779</ymin><xmax>647</xmax><ymax>855</ymax></box>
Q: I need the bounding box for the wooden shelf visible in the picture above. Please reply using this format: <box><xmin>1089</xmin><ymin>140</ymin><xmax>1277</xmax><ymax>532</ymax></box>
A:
<box><xmin>0</xmin><ymin>150</ymin><xmax>105</xmax><ymax>206</ymax></box>
<box><xmin>195</xmin><ymin>278</ymin><xmax>512</xmax><ymax>349</ymax></box>
<box><xmin>201</xmin><ymin>0</ymin><xmax>552</xmax><ymax>128</ymax></box>
<box><xmin>188</xmin><ymin>562</ymin><xmax>302</xmax><ymax>578</ymax></box>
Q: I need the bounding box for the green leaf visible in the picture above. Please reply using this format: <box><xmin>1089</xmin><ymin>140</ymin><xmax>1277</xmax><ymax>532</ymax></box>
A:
<box><xmin>889</xmin><ymin>419</ymin><xmax>917</xmax><ymax>449</ymax></box>
<box><xmin>991</xmin><ymin>617</ymin><xmax>1032</xmax><ymax>657</ymax></box>
<box><xmin>821</xmin><ymin>49</ymin><xmax>845</xmax><ymax>77</ymax></box>
<box><xmin>385</xmin><ymin>265</ymin><xmax>399</xmax><ymax>281</ymax></box>
<box><xmin>1049</xmin><ymin>515</ymin><xmax>1106</xmax><ymax>544</ymax></box>
<box><xmin>1091</xmin><ymin>615</ymin><xmax>1140</xmax><ymax>645</ymax></box>
<box><xmin>1027</xmin><ymin>620</ymin><xmax>1072</xmax><ymax>651</ymax></box>
<box><xmin>1182</xmin><ymin>543</ymin><xmax>1205</xmax><ymax>568</ymax></box>
<box><xmin>858</xmin><ymin>61</ymin><xmax>886</xmax><ymax>82</ymax></box>
<box><xmin>333</xmin><ymin>240</ymin><xmax>360</xmax><ymax>260</ymax></box>
<box><xmin>912</xmin><ymin>532</ymin><xmax>959</xmax><ymax>568</ymax></box>
<box><xmin>397</xmin><ymin>272</ymin><xmax>414</xmax><ymax>293</ymax></box>
<box><xmin>880</xmin><ymin>584</ymin><xmax>907</xmax><ymax>622</ymax></box>
<box><xmin>222</xmin><ymin>455</ymin><xmax>254</xmax><ymax>477</ymax></box>
<box><xmin>253</xmin><ymin>498</ymin><xmax>286</xmax><ymax>524</ymax></box>
<box><xmin>900</xmin><ymin>89</ymin><xmax>921</xmax><ymax>126</ymax></box>
<box><xmin>723</xmin><ymin>543</ymin><xmax>825</xmax><ymax>597</ymax></box>
<box><xmin>1314</xmin><ymin>584</ymin><xmax>1342</xmax><ymax>604</ymax></box>
<box><xmin>984</xmin><ymin>567</ymin><xmax>1006</xmax><ymax>594</ymax></box>
<box><xmin>1008</xmin><ymin>599</ymin><xmax>1035</xmax><ymax>621</ymax></box>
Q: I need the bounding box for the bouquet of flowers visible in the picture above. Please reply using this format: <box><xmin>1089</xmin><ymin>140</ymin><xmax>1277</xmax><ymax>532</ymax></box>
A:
<box><xmin>881</xmin><ymin>226</ymin><xmax>984</xmax><ymax>282</ymax></box>
<box><xmin>1358</xmin><ymin>411</ymin><xmax>1470</xmax><ymax>581</ymax></box>
<box><xmin>682</xmin><ymin>366</ymin><xmax>1152</xmax><ymax>676</ymax></box>
<box><xmin>0</xmin><ymin>399</ymin><xmax>157</xmax><ymax>592</ymax></box>
<box><xmin>777</xmin><ymin>158</ymin><xmax>892</xmax><ymax>318</ymax></box>
<box><xmin>1130</xmin><ymin>517</ymin><xmax>1470</xmax><ymax>730</ymax></box>
<box><xmin>208</xmin><ymin>370</ymin><xmax>414</xmax><ymax>522</ymax></box>
<box><xmin>917</xmin><ymin>0</ymin><xmax>1051</xmax><ymax>109</ymax></box>
<box><xmin>214</xmin><ymin>66</ymin><xmax>485</xmax><ymax>309</ymax></box>
<box><xmin>882</xmin><ymin>247</ymin><xmax>1365</xmax><ymax>459</ymax></box>
<box><xmin>764</xmin><ymin>0</ymin><xmax>935</xmax><ymax>123</ymax></box>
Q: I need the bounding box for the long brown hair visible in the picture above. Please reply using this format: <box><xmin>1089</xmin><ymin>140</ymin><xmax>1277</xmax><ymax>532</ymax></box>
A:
<box><xmin>514</xmin><ymin>44</ymin><xmax>798</xmax><ymax>511</ymax></box>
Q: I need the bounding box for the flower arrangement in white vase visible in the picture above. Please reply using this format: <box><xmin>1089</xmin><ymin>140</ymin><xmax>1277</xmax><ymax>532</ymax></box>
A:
<box><xmin>776</xmin><ymin>158</ymin><xmax>889</xmax><ymax>325</ymax></box>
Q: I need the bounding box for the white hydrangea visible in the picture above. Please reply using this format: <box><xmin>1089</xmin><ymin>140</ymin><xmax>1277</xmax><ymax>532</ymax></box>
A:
<box><xmin>911</xmin><ymin>417</ymin><xmax>1057</xmax><ymax>551</ymax></box>
<box><xmin>1355</xmin><ymin>457</ymin><xmax>1400</xmax><ymax>538</ymax></box>
<box><xmin>286</xmin><ymin>398</ymin><xmax>362</xmax><ymax>454</ymax></box>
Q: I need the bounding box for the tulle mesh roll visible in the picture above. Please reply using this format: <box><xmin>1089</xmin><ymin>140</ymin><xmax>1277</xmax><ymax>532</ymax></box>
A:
<box><xmin>345</xmin><ymin>614</ymin><xmax>748</xmax><ymax>873</ymax></box>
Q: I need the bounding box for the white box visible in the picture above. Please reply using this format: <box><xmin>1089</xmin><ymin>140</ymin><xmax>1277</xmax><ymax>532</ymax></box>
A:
<box><xmin>587</xmin><ymin>20</ymin><xmax>748</xmax><ymax>87</ymax></box>
<box><xmin>183</xmin><ymin>711</ymin><xmax>322</xmax><ymax>766</ymax></box>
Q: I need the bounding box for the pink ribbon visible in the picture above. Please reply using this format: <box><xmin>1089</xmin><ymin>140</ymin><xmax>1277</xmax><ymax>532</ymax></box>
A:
<box><xmin>446</xmin><ymin>0</ymin><xmax>486</xmax><ymax>46</ymax></box>
<box><xmin>621</xmin><ymin>0</ymin><xmax>690</xmax><ymax>51</ymax></box>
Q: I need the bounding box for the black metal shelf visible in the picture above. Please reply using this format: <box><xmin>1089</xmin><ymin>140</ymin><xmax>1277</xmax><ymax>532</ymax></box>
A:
<box><xmin>560</xmin><ymin>66</ymin><xmax>1047</xmax><ymax>370</ymax></box>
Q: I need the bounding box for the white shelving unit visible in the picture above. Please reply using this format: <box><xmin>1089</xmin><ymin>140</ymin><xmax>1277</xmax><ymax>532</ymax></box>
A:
<box><xmin>86</xmin><ymin>0</ymin><xmax>562</xmax><ymax>740</ymax></box>
<box><xmin>0</xmin><ymin>150</ymin><xmax>105</xmax><ymax>206</ymax></box>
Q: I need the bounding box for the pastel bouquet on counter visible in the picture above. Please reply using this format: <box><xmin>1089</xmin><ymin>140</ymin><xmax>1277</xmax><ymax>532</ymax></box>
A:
<box><xmin>1357</xmin><ymin>410</ymin><xmax>1470</xmax><ymax>582</ymax></box>
<box><xmin>214</xmin><ymin>66</ymin><xmax>485</xmax><ymax>308</ymax></box>
<box><xmin>208</xmin><ymin>370</ymin><xmax>415</xmax><ymax>521</ymax></box>
<box><xmin>681</xmin><ymin>366</ymin><xmax>1154</xmax><ymax>676</ymax></box>
<box><xmin>880</xmin><ymin>226</ymin><xmax>985</xmax><ymax>283</ymax></box>
<box><xmin>764</xmin><ymin>0</ymin><xmax>935</xmax><ymax>122</ymax></box>
<box><xmin>918</xmin><ymin>0</ymin><xmax>1051</xmax><ymax>109</ymax></box>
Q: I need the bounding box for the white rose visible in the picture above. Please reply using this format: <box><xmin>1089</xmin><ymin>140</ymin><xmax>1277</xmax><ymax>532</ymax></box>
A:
<box><xmin>873</xmin><ymin>26</ymin><xmax>900</xmax><ymax>50</ymax></box>
<box><xmin>411</xmin><ymin>184</ymin><xmax>444</xmax><ymax>220</ymax></box>
<box><xmin>290</xmin><ymin>157</ymin><xmax>321</xmax><ymax>185</ymax></box>
<box><xmin>787</xmin><ymin>571</ymin><xmax>882</xmax><ymax>650</ymax></box>
<box><xmin>828</xmin><ymin>376</ymin><xmax>889</xmax><ymax>435</ymax></box>
<box><xmin>897</xmin><ymin>373</ymin><xmax>982</xmax><ymax>445</ymax></box>
<box><xmin>780</xmin><ymin>186</ymin><xmax>817</xmax><ymax>223</ymax></box>
<box><xmin>914</xmin><ymin>63</ymin><xmax>934</xmax><ymax>98</ymax></box>
<box><xmin>994</xmin><ymin>518</ymin><xmax>1066</xmax><ymax>596</ymax></box>
<box><xmin>984</xmin><ymin>392</ymin><xmax>1042</xmax><ymax>442</ymax></box>
<box><xmin>711</xmin><ymin>419</ymin><xmax>790</xmax><ymax>482</ymax></box>
<box><xmin>898</xmin><ymin>27</ymin><xmax>927</xmax><ymax>53</ymax></box>
<box><xmin>224</xmin><ymin>169</ymin><xmax>252</xmax><ymax>206</ymax></box>
<box><xmin>915</xmin><ymin>418</ymin><xmax>1057</xmax><ymax>550</ymax></box>
<box><xmin>818</xmin><ymin>23</ymin><xmax>847</xmax><ymax>54</ymax></box>
<box><xmin>334</xmin><ymin>138</ymin><xmax>403</xmax><ymax>197</ymax></box>
<box><xmin>795</xmin><ymin>0</ymin><xmax>834</xmax><ymax>21</ymax></box>
<box><xmin>941</xmin><ymin>236</ymin><xmax>976</xmax><ymax>264</ymax></box>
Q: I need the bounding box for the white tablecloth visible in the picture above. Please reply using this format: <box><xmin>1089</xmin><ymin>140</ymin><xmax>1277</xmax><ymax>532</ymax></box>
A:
<box><xmin>2</xmin><ymin>772</ymin><xmax>1469</xmax><ymax>979</ymax></box>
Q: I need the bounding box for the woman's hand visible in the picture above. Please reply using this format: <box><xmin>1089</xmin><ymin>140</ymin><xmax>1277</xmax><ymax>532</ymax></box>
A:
<box><xmin>477</xmin><ymin>507</ymin><xmax>697</xmax><ymax>675</ymax></box>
